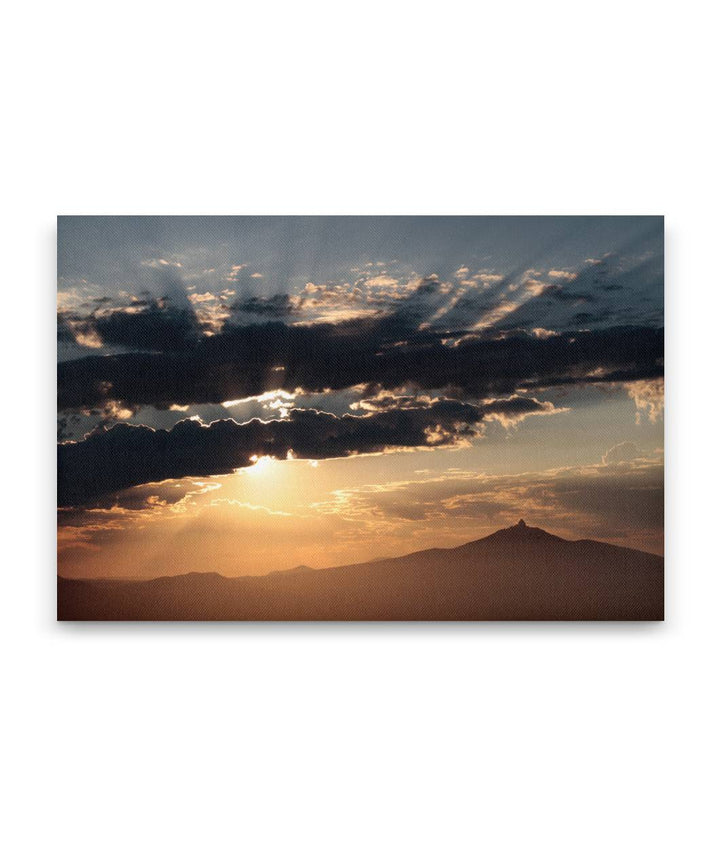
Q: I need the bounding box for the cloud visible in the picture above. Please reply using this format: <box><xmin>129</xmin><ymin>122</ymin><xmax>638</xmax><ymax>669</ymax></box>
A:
<box><xmin>626</xmin><ymin>378</ymin><xmax>664</xmax><ymax>424</ymax></box>
<box><xmin>480</xmin><ymin>395</ymin><xmax>566</xmax><ymax>428</ymax></box>
<box><xmin>602</xmin><ymin>441</ymin><xmax>641</xmax><ymax>465</ymax></box>
<box><xmin>349</xmin><ymin>391</ymin><xmax>438</xmax><ymax>412</ymax></box>
<box><xmin>541</xmin><ymin>284</ymin><xmax>596</xmax><ymax>303</ymax></box>
<box><xmin>232</xmin><ymin>294</ymin><xmax>302</xmax><ymax>318</ymax></box>
<box><xmin>471</xmin><ymin>250</ymin><xmax>662</xmax><ymax>335</ymax></box>
<box><xmin>230</xmin><ymin>279</ymin><xmax>400</xmax><ymax>325</ymax></box>
<box><xmin>58</xmin><ymin>301</ymin><xmax>204</xmax><ymax>352</ymax></box>
<box><xmin>57</xmin><ymin>479</ymin><xmax>219</xmax><ymax>522</ymax></box>
<box><xmin>57</xmin><ymin>318</ymin><xmax>663</xmax><ymax>413</ymax></box>
<box><xmin>352</xmin><ymin>391</ymin><xmax>563</xmax><ymax>427</ymax></box>
<box><xmin>313</xmin><ymin>460</ymin><xmax>664</xmax><ymax>552</ymax></box>
<box><xmin>548</xmin><ymin>270</ymin><xmax>578</xmax><ymax>281</ymax></box>
<box><xmin>141</xmin><ymin>258</ymin><xmax>182</xmax><ymax>269</ymax></box>
<box><xmin>57</xmin><ymin>401</ymin><xmax>485</xmax><ymax>506</ymax></box>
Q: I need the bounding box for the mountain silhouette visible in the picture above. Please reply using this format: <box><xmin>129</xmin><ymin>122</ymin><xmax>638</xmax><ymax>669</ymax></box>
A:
<box><xmin>57</xmin><ymin>521</ymin><xmax>663</xmax><ymax>621</ymax></box>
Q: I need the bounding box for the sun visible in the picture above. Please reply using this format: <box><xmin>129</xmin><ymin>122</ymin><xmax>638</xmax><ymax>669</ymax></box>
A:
<box><xmin>247</xmin><ymin>454</ymin><xmax>276</xmax><ymax>475</ymax></box>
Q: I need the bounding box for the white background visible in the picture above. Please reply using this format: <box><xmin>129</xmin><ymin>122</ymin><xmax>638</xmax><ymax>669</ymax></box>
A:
<box><xmin>2</xmin><ymin>2</ymin><xmax>718</xmax><ymax>854</ymax></box>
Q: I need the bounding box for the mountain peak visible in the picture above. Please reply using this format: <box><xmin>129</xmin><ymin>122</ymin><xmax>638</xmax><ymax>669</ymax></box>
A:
<box><xmin>474</xmin><ymin>518</ymin><xmax>561</xmax><ymax>546</ymax></box>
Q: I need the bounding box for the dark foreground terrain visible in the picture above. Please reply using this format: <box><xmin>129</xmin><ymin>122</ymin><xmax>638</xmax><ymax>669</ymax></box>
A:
<box><xmin>57</xmin><ymin>521</ymin><xmax>663</xmax><ymax>621</ymax></box>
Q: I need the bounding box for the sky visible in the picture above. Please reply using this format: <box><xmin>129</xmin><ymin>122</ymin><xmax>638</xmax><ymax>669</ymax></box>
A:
<box><xmin>57</xmin><ymin>216</ymin><xmax>664</xmax><ymax>578</ymax></box>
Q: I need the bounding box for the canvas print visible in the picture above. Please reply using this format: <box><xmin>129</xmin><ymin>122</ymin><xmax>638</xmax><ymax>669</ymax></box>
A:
<box><xmin>57</xmin><ymin>216</ymin><xmax>664</xmax><ymax>620</ymax></box>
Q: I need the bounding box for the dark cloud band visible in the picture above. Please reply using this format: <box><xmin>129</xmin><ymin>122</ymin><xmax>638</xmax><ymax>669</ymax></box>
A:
<box><xmin>58</xmin><ymin>320</ymin><xmax>663</xmax><ymax>412</ymax></box>
<box><xmin>58</xmin><ymin>401</ymin><xmax>485</xmax><ymax>506</ymax></box>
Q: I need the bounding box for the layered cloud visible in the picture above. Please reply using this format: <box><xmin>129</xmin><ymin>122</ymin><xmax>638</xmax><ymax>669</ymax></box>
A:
<box><xmin>56</xmin><ymin>226</ymin><xmax>664</xmax><ymax>529</ymax></box>
<box><xmin>57</xmin><ymin>244</ymin><xmax>663</xmax><ymax>351</ymax></box>
<box><xmin>312</xmin><ymin>456</ymin><xmax>664</xmax><ymax>553</ymax></box>
<box><xmin>58</xmin><ymin>317</ymin><xmax>663</xmax><ymax>413</ymax></box>
<box><xmin>351</xmin><ymin>390</ymin><xmax>565</xmax><ymax>427</ymax></box>
<box><xmin>58</xmin><ymin>400</ymin><xmax>486</xmax><ymax>505</ymax></box>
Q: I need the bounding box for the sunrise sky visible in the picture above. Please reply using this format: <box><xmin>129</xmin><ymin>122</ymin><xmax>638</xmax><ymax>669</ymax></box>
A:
<box><xmin>57</xmin><ymin>216</ymin><xmax>664</xmax><ymax>579</ymax></box>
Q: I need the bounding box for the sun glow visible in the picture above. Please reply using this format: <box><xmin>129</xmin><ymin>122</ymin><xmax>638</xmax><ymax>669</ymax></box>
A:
<box><xmin>247</xmin><ymin>454</ymin><xmax>276</xmax><ymax>475</ymax></box>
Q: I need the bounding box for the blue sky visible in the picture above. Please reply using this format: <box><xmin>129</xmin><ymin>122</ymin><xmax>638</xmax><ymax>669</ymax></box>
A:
<box><xmin>59</xmin><ymin>215</ymin><xmax>662</xmax><ymax>314</ymax></box>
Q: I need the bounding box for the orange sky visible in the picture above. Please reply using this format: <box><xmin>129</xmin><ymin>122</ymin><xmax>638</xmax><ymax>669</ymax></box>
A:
<box><xmin>58</xmin><ymin>408</ymin><xmax>664</xmax><ymax>580</ymax></box>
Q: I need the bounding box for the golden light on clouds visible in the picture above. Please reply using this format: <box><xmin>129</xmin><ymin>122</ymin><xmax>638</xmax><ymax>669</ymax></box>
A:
<box><xmin>58</xmin><ymin>429</ymin><xmax>664</xmax><ymax>583</ymax></box>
